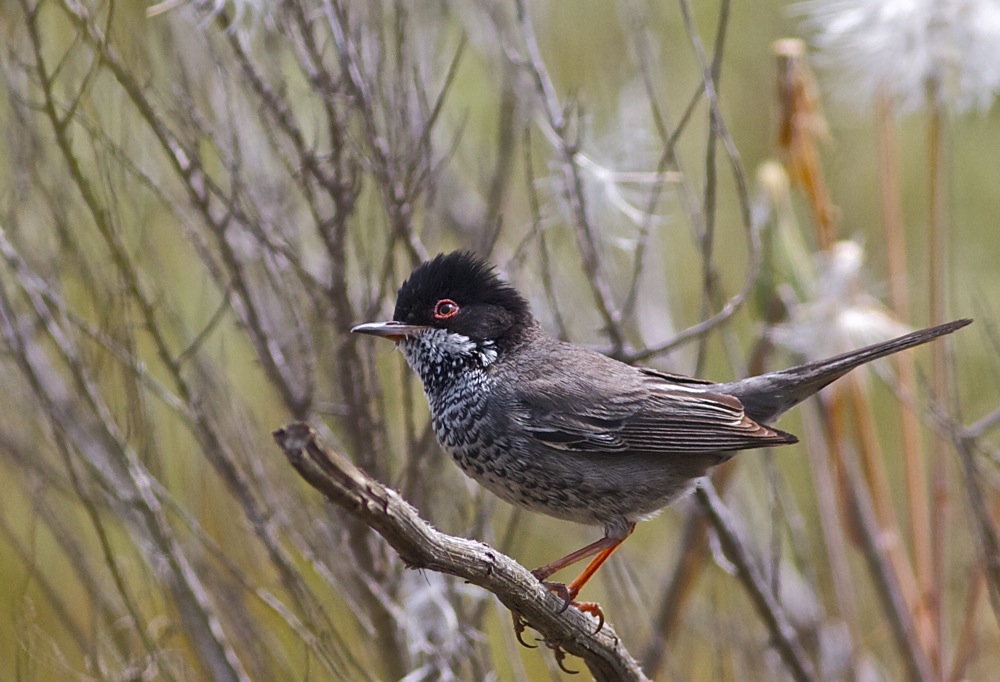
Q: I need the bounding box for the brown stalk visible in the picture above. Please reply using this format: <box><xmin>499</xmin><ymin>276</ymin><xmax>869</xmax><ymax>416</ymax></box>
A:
<box><xmin>801</xmin><ymin>399</ymin><xmax>865</xmax><ymax>668</ymax></box>
<box><xmin>773</xmin><ymin>39</ymin><xmax>836</xmax><ymax>252</ymax></box>
<box><xmin>822</xmin><ymin>396</ymin><xmax>936</xmax><ymax>682</ymax></box>
<box><xmin>926</xmin><ymin>85</ymin><xmax>951</xmax><ymax>678</ymax></box>
<box><xmin>946</xmin><ymin>569</ymin><xmax>982</xmax><ymax>682</ymax></box>
<box><xmin>875</xmin><ymin>87</ymin><xmax>937</xmax><ymax>672</ymax></box>
<box><xmin>847</xmin><ymin>376</ymin><xmax>937</xmax><ymax>663</ymax></box>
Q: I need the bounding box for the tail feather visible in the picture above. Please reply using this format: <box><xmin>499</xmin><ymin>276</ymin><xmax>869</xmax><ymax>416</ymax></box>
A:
<box><xmin>723</xmin><ymin>318</ymin><xmax>972</xmax><ymax>424</ymax></box>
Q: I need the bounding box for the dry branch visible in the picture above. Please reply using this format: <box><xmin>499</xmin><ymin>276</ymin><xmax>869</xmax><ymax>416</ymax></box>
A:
<box><xmin>273</xmin><ymin>421</ymin><xmax>650</xmax><ymax>682</ymax></box>
<box><xmin>694</xmin><ymin>483</ymin><xmax>819</xmax><ymax>682</ymax></box>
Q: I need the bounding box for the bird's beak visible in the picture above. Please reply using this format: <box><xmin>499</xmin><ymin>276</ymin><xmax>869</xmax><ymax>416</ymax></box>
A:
<box><xmin>351</xmin><ymin>321</ymin><xmax>429</xmax><ymax>343</ymax></box>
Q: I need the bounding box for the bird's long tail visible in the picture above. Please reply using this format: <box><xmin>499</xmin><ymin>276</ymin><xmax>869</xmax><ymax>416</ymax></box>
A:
<box><xmin>722</xmin><ymin>318</ymin><xmax>972</xmax><ymax>424</ymax></box>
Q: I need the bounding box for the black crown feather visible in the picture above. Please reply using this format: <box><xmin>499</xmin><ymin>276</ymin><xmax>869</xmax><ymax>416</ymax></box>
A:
<box><xmin>393</xmin><ymin>251</ymin><xmax>531</xmax><ymax>325</ymax></box>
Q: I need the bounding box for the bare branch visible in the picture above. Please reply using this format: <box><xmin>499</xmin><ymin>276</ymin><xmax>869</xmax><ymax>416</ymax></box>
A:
<box><xmin>273</xmin><ymin>421</ymin><xmax>650</xmax><ymax>682</ymax></box>
<box><xmin>694</xmin><ymin>482</ymin><xmax>820</xmax><ymax>682</ymax></box>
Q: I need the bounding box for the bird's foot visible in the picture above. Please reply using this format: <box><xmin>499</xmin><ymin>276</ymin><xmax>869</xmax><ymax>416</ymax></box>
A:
<box><xmin>511</xmin><ymin>611</ymin><xmax>581</xmax><ymax>673</ymax></box>
<box><xmin>537</xmin><ymin>580</ymin><xmax>573</xmax><ymax>613</ymax></box>
<box><xmin>545</xmin><ymin>639</ymin><xmax>579</xmax><ymax>675</ymax></box>
<box><xmin>533</xmin><ymin>579</ymin><xmax>606</xmax><ymax>634</ymax></box>
<box><xmin>511</xmin><ymin>610</ymin><xmax>537</xmax><ymax>648</ymax></box>
<box><xmin>572</xmin><ymin>601</ymin><xmax>606</xmax><ymax>633</ymax></box>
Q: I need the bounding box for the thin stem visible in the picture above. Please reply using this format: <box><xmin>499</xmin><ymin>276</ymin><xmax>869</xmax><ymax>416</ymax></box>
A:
<box><xmin>694</xmin><ymin>482</ymin><xmax>819</xmax><ymax>682</ymax></box>
<box><xmin>926</xmin><ymin>88</ymin><xmax>950</xmax><ymax>679</ymax></box>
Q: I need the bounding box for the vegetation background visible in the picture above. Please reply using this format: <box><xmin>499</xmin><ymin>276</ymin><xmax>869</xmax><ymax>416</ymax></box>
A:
<box><xmin>0</xmin><ymin>0</ymin><xmax>998</xmax><ymax>679</ymax></box>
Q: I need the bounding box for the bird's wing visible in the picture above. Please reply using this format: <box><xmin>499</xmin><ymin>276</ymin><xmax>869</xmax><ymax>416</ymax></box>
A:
<box><xmin>508</xmin><ymin>362</ymin><xmax>797</xmax><ymax>455</ymax></box>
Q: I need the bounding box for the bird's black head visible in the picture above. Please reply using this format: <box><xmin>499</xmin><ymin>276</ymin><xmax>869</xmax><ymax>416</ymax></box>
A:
<box><xmin>392</xmin><ymin>251</ymin><xmax>532</xmax><ymax>343</ymax></box>
<box><xmin>352</xmin><ymin>253</ymin><xmax>534</xmax><ymax>386</ymax></box>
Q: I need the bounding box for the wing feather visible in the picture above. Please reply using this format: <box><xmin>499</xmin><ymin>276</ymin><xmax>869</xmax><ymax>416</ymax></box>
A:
<box><xmin>511</xmin><ymin>362</ymin><xmax>797</xmax><ymax>455</ymax></box>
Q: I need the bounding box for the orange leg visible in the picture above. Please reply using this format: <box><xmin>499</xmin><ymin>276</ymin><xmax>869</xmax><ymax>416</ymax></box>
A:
<box><xmin>514</xmin><ymin>523</ymin><xmax>635</xmax><ymax>642</ymax></box>
<box><xmin>533</xmin><ymin>535</ymin><xmax>619</xmax><ymax>581</ymax></box>
<box><xmin>531</xmin><ymin>522</ymin><xmax>636</xmax><ymax>601</ymax></box>
<box><xmin>566</xmin><ymin>537</ymin><xmax>629</xmax><ymax>599</ymax></box>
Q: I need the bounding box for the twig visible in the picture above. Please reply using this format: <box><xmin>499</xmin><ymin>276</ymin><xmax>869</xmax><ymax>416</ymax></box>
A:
<box><xmin>273</xmin><ymin>422</ymin><xmax>650</xmax><ymax>682</ymax></box>
<box><xmin>514</xmin><ymin>0</ymin><xmax>626</xmax><ymax>352</ymax></box>
<box><xmin>926</xmin><ymin>84</ymin><xmax>950</xmax><ymax>678</ymax></box>
<box><xmin>847</xmin><ymin>375</ymin><xmax>930</xmax><ymax>647</ymax></box>
<box><xmin>955</xmin><ymin>430</ymin><xmax>1000</xmax><ymax>631</ymax></box>
<box><xmin>964</xmin><ymin>404</ymin><xmax>1000</xmax><ymax>440</ymax></box>
<box><xmin>823</xmin><ymin>407</ymin><xmax>937</xmax><ymax>682</ymax></box>
<box><xmin>875</xmin><ymin>90</ymin><xmax>934</xmax><ymax>623</ymax></box>
<box><xmin>694</xmin><ymin>481</ymin><xmax>820</xmax><ymax>682</ymax></box>
<box><xmin>641</xmin><ymin>465</ymin><xmax>733</xmax><ymax>676</ymax></box>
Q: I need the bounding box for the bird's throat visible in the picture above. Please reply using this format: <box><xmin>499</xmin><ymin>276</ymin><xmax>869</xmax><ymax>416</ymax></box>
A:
<box><xmin>399</xmin><ymin>329</ymin><xmax>497</xmax><ymax>398</ymax></box>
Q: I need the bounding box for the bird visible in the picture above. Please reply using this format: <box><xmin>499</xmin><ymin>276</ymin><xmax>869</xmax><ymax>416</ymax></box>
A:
<box><xmin>352</xmin><ymin>250</ymin><xmax>970</xmax><ymax>624</ymax></box>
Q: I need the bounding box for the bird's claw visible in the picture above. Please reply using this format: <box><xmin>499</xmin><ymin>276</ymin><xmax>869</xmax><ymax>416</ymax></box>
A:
<box><xmin>509</xmin><ymin>577</ymin><xmax>605</xmax><ymax>670</ymax></box>
<box><xmin>538</xmin><ymin>581</ymin><xmax>604</xmax><ymax>631</ymax></box>
<box><xmin>511</xmin><ymin>610</ymin><xmax>537</xmax><ymax>648</ymax></box>
<box><xmin>540</xmin><ymin>580</ymin><xmax>573</xmax><ymax>613</ymax></box>
<box><xmin>546</xmin><ymin>640</ymin><xmax>579</xmax><ymax>675</ymax></box>
<box><xmin>511</xmin><ymin>612</ymin><xmax>578</xmax><ymax>673</ymax></box>
<box><xmin>573</xmin><ymin>601</ymin><xmax>606</xmax><ymax>633</ymax></box>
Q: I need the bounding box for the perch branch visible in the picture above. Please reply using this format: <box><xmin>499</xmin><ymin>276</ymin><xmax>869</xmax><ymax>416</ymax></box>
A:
<box><xmin>273</xmin><ymin>422</ymin><xmax>649</xmax><ymax>682</ymax></box>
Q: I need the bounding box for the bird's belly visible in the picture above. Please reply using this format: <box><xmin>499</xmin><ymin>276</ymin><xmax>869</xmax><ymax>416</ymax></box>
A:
<box><xmin>427</xmin><ymin>388</ymin><xmax>701</xmax><ymax>526</ymax></box>
<box><xmin>441</xmin><ymin>435</ymin><xmax>694</xmax><ymax>526</ymax></box>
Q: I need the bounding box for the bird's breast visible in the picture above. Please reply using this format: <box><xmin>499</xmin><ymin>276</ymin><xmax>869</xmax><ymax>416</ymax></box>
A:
<box><xmin>422</xmin><ymin>369</ymin><xmax>703</xmax><ymax>528</ymax></box>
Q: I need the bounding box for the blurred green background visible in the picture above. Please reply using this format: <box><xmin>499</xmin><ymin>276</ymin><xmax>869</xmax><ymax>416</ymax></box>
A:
<box><xmin>0</xmin><ymin>0</ymin><xmax>997</xmax><ymax>680</ymax></box>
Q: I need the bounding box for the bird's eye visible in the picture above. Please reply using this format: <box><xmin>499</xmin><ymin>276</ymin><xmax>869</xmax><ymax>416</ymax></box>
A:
<box><xmin>433</xmin><ymin>299</ymin><xmax>460</xmax><ymax>320</ymax></box>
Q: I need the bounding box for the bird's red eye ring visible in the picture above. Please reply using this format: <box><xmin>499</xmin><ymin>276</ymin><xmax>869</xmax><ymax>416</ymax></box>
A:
<box><xmin>433</xmin><ymin>299</ymin><xmax>460</xmax><ymax>320</ymax></box>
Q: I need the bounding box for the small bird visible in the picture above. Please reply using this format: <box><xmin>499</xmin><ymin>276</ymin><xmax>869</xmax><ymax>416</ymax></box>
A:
<box><xmin>353</xmin><ymin>251</ymin><xmax>970</xmax><ymax>622</ymax></box>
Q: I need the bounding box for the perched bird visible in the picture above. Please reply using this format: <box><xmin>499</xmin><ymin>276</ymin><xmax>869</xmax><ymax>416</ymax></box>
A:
<box><xmin>353</xmin><ymin>251</ymin><xmax>969</xmax><ymax>622</ymax></box>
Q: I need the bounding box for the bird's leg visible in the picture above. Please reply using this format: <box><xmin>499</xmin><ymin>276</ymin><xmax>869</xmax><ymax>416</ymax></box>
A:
<box><xmin>530</xmin><ymin>522</ymin><xmax>635</xmax><ymax>626</ymax></box>
<box><xmin>531</xmin><ymin>535</ymin><xmax>620</xmax><ymax>582</ymax></box>
<box><xmin>565</xmin><ymin>537</ymin><xmax>630</xmax><ymax>599</ymax></box>
<box><xmin>511</xmin><ymin>522</ymin><xmax>634</xmax><ymax>646</ymax></box>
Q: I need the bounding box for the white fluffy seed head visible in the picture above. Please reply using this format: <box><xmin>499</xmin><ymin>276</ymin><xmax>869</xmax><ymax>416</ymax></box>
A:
<box><xmin>798</xmin><ymin>0</ymin><xmax>1000</xmax><ymax>114</ymax></box>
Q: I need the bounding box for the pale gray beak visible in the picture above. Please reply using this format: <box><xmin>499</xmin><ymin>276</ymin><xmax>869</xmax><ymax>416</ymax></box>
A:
<box><xmin>351</xmin><ymin>321</ymin><xmax>430</xmax><ymax>342</ymax></box>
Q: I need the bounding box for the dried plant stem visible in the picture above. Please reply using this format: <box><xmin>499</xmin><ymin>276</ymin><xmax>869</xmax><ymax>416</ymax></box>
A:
<box><xmin>954</xmin><ymin>425</ymin><xmax>1000</xmax><ymax>631</ymax></box>
<box><xmin>823</xmin><ymin>397</ymin><xmax>936</xmax><ymax>682</ymax></box>
<box><xmin>773</xmin><ymin>39</ymin><xmax>835</xmax><ymax>252</ymax></box>
<box><xmin>641</xmin><ymin>463</ymin><xmax>736</xmax><ymax>677</ymax></box>
<box><xmin>848</xmin><ymin>377</ymin><xmax>938</xmax><ymax>663</ymax></box>
<box><xmin>926</xmin><ymin>92</ymin><xmax>950</xmax><ymax>678</ymax></box>
<box><xmin>876</xmin><ymin>89</ymin><xmax>939</xmax><ymax>666</ymax></box>
<box><xmin>947</xmin><ymin>569</ymin><xmax>983</xmax><ymax>682</ymax></box>
<box><xmin>875</xmin><ymin>95</ymin><xmax>908</xmax><ymax>317</ymax></box>
<box><xmin>802</xmin><ymin>403</ymin><xmax>864</xmax><ymax>666</ymax></box>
